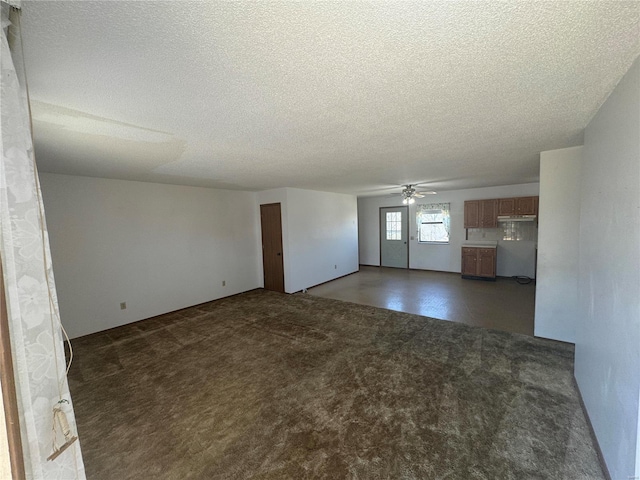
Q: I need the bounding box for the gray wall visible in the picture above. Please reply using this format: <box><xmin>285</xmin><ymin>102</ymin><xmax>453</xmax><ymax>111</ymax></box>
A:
<box><xmin>40</xmin><ymin>174</ymin><xmax>262</xmax><ymax>338</ymax></box>
<box><xmin>535</xmin><ymin>146</ymin><xmax>583</xmax><ymax>343</ymax></box>
<box><xmin>575</xmin><ymin>57</ymin><xmax>640</xmax><ymax>479</ymax></box>
<box><xmin>285</xmin><ymin>188</ymin><xmax>359</xmax><ymax>293</ymax></box>
<box><xmin>42</xmin><ymin>177</ymin><xmax>360</xmax><ymax>336</ymax></box>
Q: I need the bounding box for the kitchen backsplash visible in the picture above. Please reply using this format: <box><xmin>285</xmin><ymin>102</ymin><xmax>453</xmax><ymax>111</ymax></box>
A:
<box><xmin>467</xmin><ymin>221</ymin><xmax>538</xmax><ymax>242</ymax></box>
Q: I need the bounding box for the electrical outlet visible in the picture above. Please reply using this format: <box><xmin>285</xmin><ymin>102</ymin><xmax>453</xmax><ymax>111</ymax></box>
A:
<box><xmin>222</xmin><ymin>280</ymin><xmax>226</xmax><ymax>286</ymax></box>
<box><xmin>334</xmin><ymin>265</ymin><xmax>337</xmax><ymax>269</ymax></box>
<box><xmin>120</xmin><ymin>302</ymin><xmax>126</xmax><ymax>310</ymax></box>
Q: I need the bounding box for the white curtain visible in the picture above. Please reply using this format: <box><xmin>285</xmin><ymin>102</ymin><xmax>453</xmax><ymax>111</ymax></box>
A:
<box><xmin>416</xmin><ymin>203</ymin><xmax>451</xmax><ymax>236</ymax></box>
<box><xmin>1</xmin><ymin>4</ymin><xmax>85</xmax><ymax>479</ymax></box>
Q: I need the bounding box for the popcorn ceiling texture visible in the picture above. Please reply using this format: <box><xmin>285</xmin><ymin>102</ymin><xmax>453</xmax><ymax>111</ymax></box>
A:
<box><xmin>19</xmin><ymin>1</ymin><xmax>640</xmax><ymax>193</ymax></box>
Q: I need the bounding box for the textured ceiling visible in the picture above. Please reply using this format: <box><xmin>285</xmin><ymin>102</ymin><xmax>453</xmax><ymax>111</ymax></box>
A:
<box><xmin>19</xmin><ymin>1</ymin><xmax>640</xmax><ymax>195</ymax></box>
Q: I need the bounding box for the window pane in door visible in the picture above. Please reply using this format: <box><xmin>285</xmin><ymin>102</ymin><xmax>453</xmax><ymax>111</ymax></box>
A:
<box><xmin>386</xmin><ymin>212</ymin><xmax>402</xmax><ymax>240</ymax></box>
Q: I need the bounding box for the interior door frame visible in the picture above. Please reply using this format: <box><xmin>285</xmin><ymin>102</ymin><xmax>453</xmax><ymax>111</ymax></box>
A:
<box><xmin>379</xmin><ymin>205</ymin><xmax>410</xmax><ymax>268</ymax></box>
<box><xmin>260</xmin><ymin>203</ymin><xmax>286</xmax><ymax>293</ymax></box>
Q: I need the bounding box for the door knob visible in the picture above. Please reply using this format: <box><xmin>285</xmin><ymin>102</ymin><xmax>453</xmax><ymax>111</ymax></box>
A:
<box><xmin>277</xmin><ymin>252</ymin><xmax>282</xmax><ymax>256</ymax></box>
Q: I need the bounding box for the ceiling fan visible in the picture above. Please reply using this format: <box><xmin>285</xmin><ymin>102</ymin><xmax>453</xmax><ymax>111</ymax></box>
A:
<box><xmin>397</xmin><ymin>184</ymin><xmax>437</xmax><ymax>204</ymax></box>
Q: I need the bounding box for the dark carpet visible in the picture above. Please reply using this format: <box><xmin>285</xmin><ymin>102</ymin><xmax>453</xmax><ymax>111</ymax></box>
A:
<box><xmin>68</xmin><ymin>289</ymin><xmax>604</xmax><ymax>479</ymax></box>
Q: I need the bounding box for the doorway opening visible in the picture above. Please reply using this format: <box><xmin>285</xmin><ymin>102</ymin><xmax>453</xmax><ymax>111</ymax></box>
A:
<box><xmin>260</xmin><ymin>203</ymin><xmax>285</xmax><ymax>293</ymax></box>
<box><xmin>380</xmin><ymin>206</ymin><xmax>409</xmax><ymax>268</ymax></box>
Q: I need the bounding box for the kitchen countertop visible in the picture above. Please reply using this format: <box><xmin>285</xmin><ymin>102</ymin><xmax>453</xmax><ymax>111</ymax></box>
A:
<box><xmin>462</xmin><ymin>241</ymin><xmax>498</xmax><ymax>248</ymax></box>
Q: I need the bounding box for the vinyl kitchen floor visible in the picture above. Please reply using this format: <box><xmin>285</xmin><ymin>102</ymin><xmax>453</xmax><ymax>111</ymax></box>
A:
<box><xmin>308</xmin><ymin>266</ymin><xmax>536</xmax><ymax>336</ymax></box>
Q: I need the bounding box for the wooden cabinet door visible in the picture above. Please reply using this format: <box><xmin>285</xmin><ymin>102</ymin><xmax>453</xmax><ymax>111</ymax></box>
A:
<box><xmin>461</xmin><ymin>248</ymin><xmax>478</xmax><ymax>275</ymax></box>
<box><xmin>516</xmin><ymin>196</ymin><xmax>537</xmax><ymax>215</ymax></box>
<box><xmin>477</xmin><ymin>249</ymin><xmax>496</xmax><ymax>278</ymax></box>
<box><xmin>480</xmin><ymin>199</ymin><xmax>498</xmax><ymax>227</ymax></box>
<box><xmin>498</xmin><ymin>198</ymin><xmax>516</xmax><ymax>216</ymax></box>
<box><xmin>464</xmin><ymin>201</ymin><xmax>479</xmax><ymax>228</ymax></box>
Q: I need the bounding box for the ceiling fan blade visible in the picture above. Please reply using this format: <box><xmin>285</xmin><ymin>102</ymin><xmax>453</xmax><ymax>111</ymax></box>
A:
<box><xmin>384</xmin><ymin>184</ymin><xmax>437</xmax><ymax>199</ymax></box>
<box><xmin>415</xmin><ymin>191</ymin><xmax>437</xmax><ymax>195</ymax></box>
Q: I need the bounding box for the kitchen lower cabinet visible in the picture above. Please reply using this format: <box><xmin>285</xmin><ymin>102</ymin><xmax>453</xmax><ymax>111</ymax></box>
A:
<box><xmin>477</xmin><ymin>249</ymin><xmax>497</xmax><ymax>277</ymax></box>
<box><xmin>461</xmin><ymin>247</ymin><xmax>497</xmax><ymax>280</ymax></box>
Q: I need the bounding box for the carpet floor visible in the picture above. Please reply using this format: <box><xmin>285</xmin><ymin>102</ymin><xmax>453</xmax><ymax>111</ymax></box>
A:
<box><xmin>68</xmin><ymin>289</ymin><xmax>604</xmax><ymax>480</ymax></box>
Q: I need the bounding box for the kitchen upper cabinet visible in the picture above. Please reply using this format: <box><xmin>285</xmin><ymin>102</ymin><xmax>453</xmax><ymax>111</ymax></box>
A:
<box><xmin>461</xmin><ymin>247</ymin><xmax>496</xmax><ymax>279</ymax></box>
<box><xmin>465</xmin><ymin>195</ymin><xmax>539</xmax><ymax>229</ymax></box>
<box><xmin>499</xmin><ymin>196</ymin><xmax>539</xmax><ymax>216</ymax></box>
<box><xmin>498</xmin><ymin>198</ymin><xmax>516</xmax><ymax>216</ymax></box>
<box><xmin>516</xmin><ymin>196</ymin><xmax>537</xmax><ymax>215</ymax></box>
<box><xmin>480</xmin><ymin>200</ymin><xmax>498</xmax><ymax>228</ymax></box>
<box><xmin>465</xmin><ymin>199</ymin><xmax>498</xmax><ymax>228</ymax></box>
<box><xmin>464</xmin><ymin>201</ymin><xmax>479</xmax><ymax>228</ymax></box>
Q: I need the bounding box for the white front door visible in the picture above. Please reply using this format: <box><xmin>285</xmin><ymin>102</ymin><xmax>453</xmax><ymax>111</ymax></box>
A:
<box><xmin>380</xmin><ymin>206</ymin><xmax>409</xmax><ymax>268</ymax></box>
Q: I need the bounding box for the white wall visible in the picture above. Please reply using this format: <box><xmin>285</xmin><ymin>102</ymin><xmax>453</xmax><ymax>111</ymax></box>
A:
<box><xmin>40</xmin><ymin>173</ymin><xmax>261</xmax><ymax>338</ymax></box>
<box><xmin>535</xmin><ymin>146</ymin><xmax>583</xmax><ymax>343</ymax></box>
<box><xmin>257</xmin><ymin>188</ymin><xmax>359</xmax><ymax>293</ymax></box>
<box><xmin>358</xmin><ymin>183</ymin><xmax>540</xmax><ymax>276</ymax></box>
<box><xmin>574</xmin><ymin>57</ymin><xmax>640</xmax><ymax>479</ymax></box>
<box><xmin>286</xmin><ymin>188</ymin><xmax>359</xmax><ymax>292</ymax></box>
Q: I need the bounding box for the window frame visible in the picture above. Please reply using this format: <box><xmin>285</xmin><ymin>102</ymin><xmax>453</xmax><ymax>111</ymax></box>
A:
<box><xmin>416</xmin><ymin>204</ymin><xmax>450</xmax><ymax>245</ymax></box>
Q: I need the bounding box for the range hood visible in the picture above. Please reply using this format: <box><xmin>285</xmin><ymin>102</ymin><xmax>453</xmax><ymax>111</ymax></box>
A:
<box><xmin>497</xmin><ymin>215</ymin><xmax>537</xmax><ymax>222</ymax></box>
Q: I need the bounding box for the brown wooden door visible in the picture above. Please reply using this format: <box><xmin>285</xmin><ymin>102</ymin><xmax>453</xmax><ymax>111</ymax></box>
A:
<box><xmin>464</xmin><ymin>201</ymin><xmax>479</xmax><ymax>228</ymax></box>
<box><xmin>260</xmin><ymin>203</ymin><xmax>285</xmax><ymax>293</ymax></box>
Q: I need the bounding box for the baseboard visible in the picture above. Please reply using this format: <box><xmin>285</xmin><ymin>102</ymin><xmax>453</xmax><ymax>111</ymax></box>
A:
<box><xmin>72</xmin><ymin>288</ymin><xmax>264</xmax><ymax>340</ymax></box>
<box><xmin>409</xmin><ymin>267</ymin><xmax>459</xmax><ymax>274</ymax></box>
<box><xmin>573</xmin><ymin>376</ymin><xmax>612</xmax><ymax>480</ymax></box>
<box><xmin>359</xmin><ymin>264</ymin><xmax>537</xmax><ymax>282</ymax></box>
<box><xmin>299</xmin><ymin>270</ymin><xmax>359</xmax><ymax>293</ymax></box>
<box><xmin>360</xmin><ymin>264</ymin><xmax>460</xmax><ymax>275</ymax></box>
<box><xmin>531</xmin><ymin>335</ymin><xmax>575</xmax><ymax>347</ymax></box>
<box><xmin>461</xmin><ymin>274</ymin><xmax>497</xmax><ymax>282</ymax></box>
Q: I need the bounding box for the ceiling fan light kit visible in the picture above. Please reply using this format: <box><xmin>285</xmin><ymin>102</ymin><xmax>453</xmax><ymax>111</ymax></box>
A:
<box><xmin>400</xmin><ymin>184</ymin><xmax>436</xmax><ymax>204</ymax></box>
